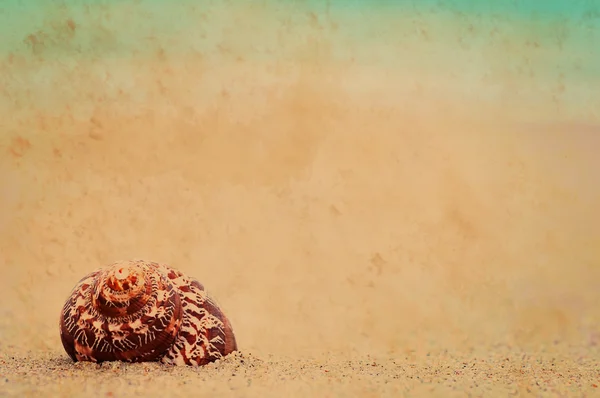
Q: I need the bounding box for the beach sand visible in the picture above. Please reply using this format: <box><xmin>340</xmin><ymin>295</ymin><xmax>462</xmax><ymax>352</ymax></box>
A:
<box><xmin>2</xmin><ymin>346</ymin><xmax>600</xmax><ymax>397</ymax></box>
<box><xmin>1</xmin><ymin>1</ymin><xmax>600</xmax><ymax>397</ymax></box>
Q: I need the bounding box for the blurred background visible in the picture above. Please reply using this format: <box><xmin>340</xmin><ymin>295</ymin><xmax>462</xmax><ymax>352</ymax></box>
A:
<box><xmin>0</xmin><ymin>0</ymin><xmax>599</xmax><ymax>359</ymax></box>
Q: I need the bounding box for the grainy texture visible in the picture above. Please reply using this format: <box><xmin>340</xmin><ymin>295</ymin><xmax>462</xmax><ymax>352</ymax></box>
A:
<box><xmin>1</xmin><ymin>0</ymin><xmax>600</xmax><ymax>397</ymax></box>
<box><xmin>2</xmin><ymin>346</ymin><xmax>600</xmax><ymax>397</ymax></box>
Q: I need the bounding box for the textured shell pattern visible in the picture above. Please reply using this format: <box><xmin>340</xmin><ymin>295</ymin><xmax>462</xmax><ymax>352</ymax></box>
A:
<box><xmin>59</xmin><ymin>260</ymin><xmax>237</xmax><ymax>366</ymax></box>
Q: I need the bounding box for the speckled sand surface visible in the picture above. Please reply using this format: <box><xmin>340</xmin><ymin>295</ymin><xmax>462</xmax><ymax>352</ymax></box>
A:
<box><xmin>2</xmin><ymin>345</ymin><xmax>600</xmax><ymax>397</ymax></box>
<box><xmin>1</xmin><ymin>1</ymin><xmax>600</xmax><ymax>397</ymax></box>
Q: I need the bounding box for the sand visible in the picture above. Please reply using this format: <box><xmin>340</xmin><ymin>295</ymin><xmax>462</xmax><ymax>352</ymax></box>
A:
<box><xmin>2</xmin><ymin>346</ymin><xmax>600</xmax><ymax>397</ymax></box>
<box><xmin>1</xmin><ymin>1</ymin><xmax>600</xmax><ymax>397</ymax></box>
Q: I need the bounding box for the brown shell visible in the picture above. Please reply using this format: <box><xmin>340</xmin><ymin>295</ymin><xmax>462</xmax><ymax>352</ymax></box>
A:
<box><xmin>59</xmin><ymin>260</ymin><xmax>237</xmax><ymax>366</ymax></box>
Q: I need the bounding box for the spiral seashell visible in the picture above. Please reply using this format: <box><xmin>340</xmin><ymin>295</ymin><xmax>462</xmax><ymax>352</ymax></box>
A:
<box><xmin>59</xmin><ymin>259</ymin><xmax>237</xmax><ymax>366</ymax></box>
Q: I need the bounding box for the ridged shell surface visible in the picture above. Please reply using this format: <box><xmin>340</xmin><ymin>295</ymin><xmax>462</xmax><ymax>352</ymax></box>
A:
<box><xmin>59</xmin><ymin>260</ymin><xmax>237</xmax><ymax>366</ymax></box>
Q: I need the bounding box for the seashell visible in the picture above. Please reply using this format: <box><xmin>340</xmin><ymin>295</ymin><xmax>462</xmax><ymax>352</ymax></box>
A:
<box><xmin>59</xmin><ymin>259</ymin><xmax>237</xmax><ymax>366</ymax></box>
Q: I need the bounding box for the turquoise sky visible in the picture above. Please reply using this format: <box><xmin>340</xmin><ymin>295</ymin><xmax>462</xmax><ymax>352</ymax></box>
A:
<box><xmin>0</xmin><ymin>0</ymin><xmax>597</xmax><ymax>56</ymax></box>
<box><xmin>0</xmin><ymin>0</ymin><xmax>598</xmax><ymax>120</ymax></box>
<box><xmin>333</xmin><ymin>0</ymin><xmax>597</xmax><ymax>18</ymax></box>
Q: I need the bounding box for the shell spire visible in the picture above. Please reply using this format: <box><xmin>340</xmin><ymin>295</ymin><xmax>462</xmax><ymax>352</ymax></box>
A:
<box><xmin>59</xmin><ymin>260</ymin><xmax>237</xmax><ymax>366</ymax></box>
